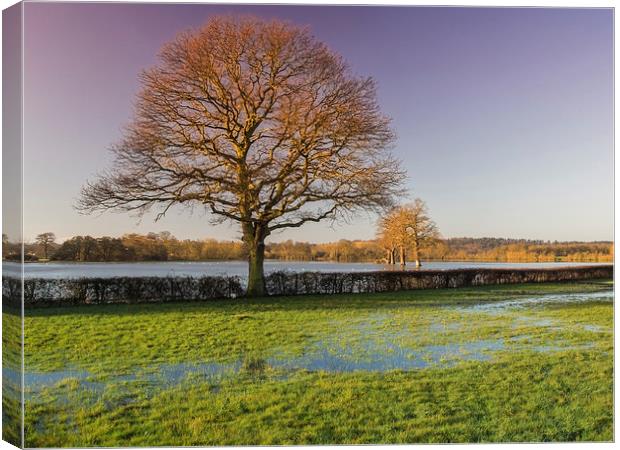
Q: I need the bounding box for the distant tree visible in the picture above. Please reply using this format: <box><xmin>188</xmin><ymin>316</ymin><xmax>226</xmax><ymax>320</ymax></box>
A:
<box><xmin>79</xmin><ymin>236</ymin><xmax>99</xmax><ymax>261</ymax></box>
<box><xmin>377</xmin><ymin>226</ymin><xmax>398</xmax><ymax>265</ymax></box>
<box><xmin>35</xmin><ymin>232</ymin><xmax>56</xmax><ymax>260</ymax></box>
<box><xmin>425</xmin><ymin>239</ymin><xmax>449</xmax><ymax>261</ymax></box>
<box><xmin>77</xmin><ymin>16</ymin><xmax>405</xmax><ymax>296</ymax></box>
<box><xmin>52</xmin><ymin>236</ymin><xmax>81</xmax><ymax>261</ymax></box>
<box><xmin>404</xmin><ymin>199</ymin><xmax>440</xmax><ymax>267</ymax></box>
<box><xmin>97</xmin><ymin>237</ymin><xmax>132</xmax><ymax>261</ymax></box>
<box><xmin>158</xmin><ymin>231</ymin><xmax>174</xmax><ymax>242</ymax></box>
<box><xmin>97</xmin><ymin>237</ymin><xmax>115</xmax><ymax>261</ymax></box>
<box><xmin>378</xmin><ymin>208</ymin><xmax>410</xmax><ymax>266</ymax></box>
<box><xmin>378</xmin><ymin>199</ymin><xmax>440</xmax><ymax>267</ymax></box>
<box><xmin>52</xmin><ymin>236</ymin><xmax>94</xmax><ymax>261</ymax></box>
<box><xmin>122</xmin><ymin>234</ymin><xmax>168</xmax><ymax>261</ymax></box>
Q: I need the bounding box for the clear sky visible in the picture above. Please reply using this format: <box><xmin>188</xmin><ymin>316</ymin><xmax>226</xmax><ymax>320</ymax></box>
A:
<box><xmin>20</xmin><ymin>3</ymin><xmax>613</xmax><ymax>243</ymax></box>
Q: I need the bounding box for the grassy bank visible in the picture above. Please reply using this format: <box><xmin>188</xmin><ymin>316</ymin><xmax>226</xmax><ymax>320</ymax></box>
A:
<box><xmin>8</xmin><ymin>280</ymin><xmax>614</xmax><ymax>445</ymax></box>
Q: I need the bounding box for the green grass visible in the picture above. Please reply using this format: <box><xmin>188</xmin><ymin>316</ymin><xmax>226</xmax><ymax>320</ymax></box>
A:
<box><xmin>2</xmin><ymin>302</ymin><xmax>22</xmax><ymax>446</ymax></box>
<box><xmin>21</xmin><ymin>281</ymin><xmax>611</xmax><ymax>371</ymax></box>
<box><xmin>8</xmin><ymin>281</ymin><xmax>614</xmax><ymax>445</ymax></box>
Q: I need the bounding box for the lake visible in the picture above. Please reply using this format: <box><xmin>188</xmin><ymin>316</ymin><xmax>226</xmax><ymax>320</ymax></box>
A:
<box><xmin>2</xmin><ymin>260</ymin><xmax>610</xmax><ymax>279</ymax></box>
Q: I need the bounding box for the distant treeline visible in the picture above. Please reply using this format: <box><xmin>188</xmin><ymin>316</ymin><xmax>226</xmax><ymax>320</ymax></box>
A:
<box><xmin>426</xmin><ymin>237</ymin><xmax>613</xmax><ymax>262</ymax></box>
<box><xmin>4</xmin><ymin>232</ymin><xmax>245</xmax><ymax>262</ymax></box>
<box><xmin>267</xmin><ymin>237</ymin><xmax>613</xmax><ymax>263</ymax></box>
<box><xmin>2</xmin><ymin>232</ymin><xmax>613</xmax><ymax>263</ymax></box>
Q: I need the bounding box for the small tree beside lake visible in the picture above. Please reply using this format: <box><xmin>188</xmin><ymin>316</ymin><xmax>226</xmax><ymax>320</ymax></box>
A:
<box><xmin>378</xmin><ymin>199</ymin><xmax>440</xmax><ymax>267</ymax></box>
<box><xmin>35</xmin><ymin>232</ymin><xmax>56</xmax><ymax>260</ymax></box>
<box><xmin>77</xmin><ymin>16</ymin><xmax>405</xmax><ymax>297</ymax></box>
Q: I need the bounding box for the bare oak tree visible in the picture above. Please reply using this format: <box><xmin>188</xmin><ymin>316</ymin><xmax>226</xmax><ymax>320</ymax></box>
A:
<box><xmin>378</xmin><ymin>199</ymin><xmax>440</xmax><ymax>267</ymax></box>
<box><xmin>78</xmin><ymin>16</ymin><xmax>405</xmax><ymax>296</ymax></box>
<box><xmin>35</xmin><ymin>232</ymin><xmax>56</xmax><ymax>260</ymax></box>
<box><xmin>405</xmin><ymin>199</ymin><xmax>440</xmax><ymax>267</ymax></box>
<box><xmin>377</xmin><ymin>226</ymin><xmax>398</xmax><ymax>265</ymax></box>
<box><xmin>378</xmin><ymin>208</ymin><xmax>411</xmax><ymax>266</ymax></box>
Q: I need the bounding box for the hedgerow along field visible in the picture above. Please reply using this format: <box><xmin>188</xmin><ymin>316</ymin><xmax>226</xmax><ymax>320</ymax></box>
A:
<box><xmin>8</xmin><ymin>280</ymin><xmax>613</xmax><ymax>446</ymax></box>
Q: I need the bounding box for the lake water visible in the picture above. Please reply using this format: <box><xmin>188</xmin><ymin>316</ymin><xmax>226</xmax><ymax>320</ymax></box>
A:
<box><xmin>2</xmin><ymin>260</ymin><xmax>609</xmax><ymax>279</ymax></box>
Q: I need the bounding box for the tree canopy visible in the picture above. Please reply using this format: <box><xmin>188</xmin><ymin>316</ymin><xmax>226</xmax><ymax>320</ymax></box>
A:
<box><xmin>378</xmin><ymin>199</ymin><xmax>440</xmax><ymax>267</ymax></box>
<box><xmin>78</xmin><ymin>16</ymin><xmax>405</xmax><ymax>295</ymax></box>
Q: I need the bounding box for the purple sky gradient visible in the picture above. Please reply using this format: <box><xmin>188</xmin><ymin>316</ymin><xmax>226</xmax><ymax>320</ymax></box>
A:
<box><xmin>20</xmin><ymin>3</ymin><xmax>613</xmax><ymax>243</ymax></box>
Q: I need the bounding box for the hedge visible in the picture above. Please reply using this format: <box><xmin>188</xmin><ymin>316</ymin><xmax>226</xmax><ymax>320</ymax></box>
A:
<box><xmin>265</xmin><ymin>265</ymin><xmax>614</xmax><ymax>295</ymax></box>
<box><xmin>2</xmin><ymin>265</ymin><xmax>613</xmax><ymax>307</ymax></box>
<box><xmin>2</xmin><ymin>276</ymin><xmax>244</xmax><ymax>307</ymax></box>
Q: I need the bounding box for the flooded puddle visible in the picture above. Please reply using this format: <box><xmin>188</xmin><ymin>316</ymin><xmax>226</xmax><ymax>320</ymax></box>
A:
<box><xmin>458</xmin><ymin>290</ymin><xmax>613</xmax><ymax>313</ymax></box>
<box><xmin>18</xmin><ymin>336</ymin><xmax>592</xmax><ymax>398</ymax></box>
<box><xmin>267</xmin><ymin>338</ymin><xmax>505</xmax><ymax>372</ymax></box>
<box><xmin>18</xmin><ymin>337</ymin><xmax>596</xmax><ymax>396</ymax></box>
<box><xmin>18</xmin><ymin>339</ymin><xmax>505</xmax><ymax>395</ymax></box>
<box><xmin>583</xmin><ymin>324</ymin><xmax>605</xmax><ymax>332</ymax></box>
<box><xmin>19</xmin><ymin>289</ymin><xmax>612</xmax><ymax>400</ymax></box>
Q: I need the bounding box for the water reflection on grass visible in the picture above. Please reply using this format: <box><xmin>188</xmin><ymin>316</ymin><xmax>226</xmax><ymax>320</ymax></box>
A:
<box><xmin>19</xmin><ymin>283</ymin><xmax>614</xmax><ymax>445</ymax></box>
<box><xmin>458</xmin><ymin>290</ymin><xmax>612</xmax><ymax>313</ymax></box>
<box><xmin>20</xmin><ymin>289</ymin><xmax>609</xmax><ymax>395</ymax></box>
<box><xmin>23</xmin><ymin>290</ymin><xmax>612</xmax><ymax>392</ymax></box>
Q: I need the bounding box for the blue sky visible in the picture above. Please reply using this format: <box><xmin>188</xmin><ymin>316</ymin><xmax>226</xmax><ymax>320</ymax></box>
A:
<box><xmin>20</xmin><ymin>4</ymin><xmax>613</xmax><ymax>243</ymax></box>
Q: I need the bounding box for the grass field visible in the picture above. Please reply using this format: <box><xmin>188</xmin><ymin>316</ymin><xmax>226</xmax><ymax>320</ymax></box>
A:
<box><xmin>4</xmin><ymin>280</ymin><xmax>613</xmax><ymax>446</ymax></box>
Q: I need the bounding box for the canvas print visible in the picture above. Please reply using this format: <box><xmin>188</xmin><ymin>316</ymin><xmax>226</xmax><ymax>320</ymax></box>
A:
<box><xmin>1</xmin><ymin>2</ymin><xmax>614</xmax><ymax>447</ymax></box>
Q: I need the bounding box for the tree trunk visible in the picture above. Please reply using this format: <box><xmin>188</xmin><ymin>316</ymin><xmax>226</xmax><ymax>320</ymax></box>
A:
<box><xmin>386</xmin><ymin>249</ymin><xmax>394</xmax><ymax>265</ymax></box>
<box><xmin>399</xmin><ymin>245</ymin><xmax>406</xmax><ymax>266</ymax></box>
<box><xmin>413</xmin><ymin>242</ymin><xmax>421</xmax><ymax>268</ymax></box>
<box><xmin>243</xmin><ymin>223</ymin><xmax>268</xmax><ymax>298</ymax></box>
<box><xmin>247</xmin><ymin>242</ymin><xmax>266</xmax><ymax>297</ymax></box>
